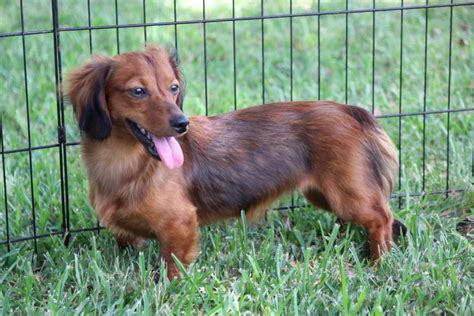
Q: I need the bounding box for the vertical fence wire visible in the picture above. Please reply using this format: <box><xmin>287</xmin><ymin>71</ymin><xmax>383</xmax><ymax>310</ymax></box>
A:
<box><xmin>143</xmin><ymin>0</ymin><xmax>147</xmax><ymax>43</ymax></box>
<box><xmin>398</xmin><ymin>0</ymin><xmax>404</xmax><ymax>206</ymax></box>
<box><xmin>317</xmin><ymin>0</ymin><xmax>321</xmax><ymax>100</ymax></box>
<box><xmin>290</xmin><ymin>0</ymin><xmax>295</xmax><ymax>211</ymax></box>
<box><xmin>173</xmin><ymin>0</ymin><xmax>178</xmax><ymax>53</ymax></box>
<box><xmin>290</xmin><ymin>0</ymin><xmax>293</xmax><ymax>102</ymax></box>
<box><xmin>203</xmin><ymin>0</ymin><xmax>208</xmax><ymax>116</ymax></box>
<box><xmin>52</xmin><ymin>0</ymin><xmax>66</xmax><ymax>241</ymax></box>
<box><xmin>371</xmin><ymin>0</ymin><xmax>376</xmax><ymax>114</ymax></box>
<box><xmin>58</xmin><ymin>12</ymin><xmax>70</xmax><ymax>240</ymax></box>
<box><xmin>87</xmin><ymin>0</ymin><xmax>93</xmax><ymax>54</ymax></box>
<box><xmin>20</xmin><ymin>0</ymin><xmax>38</xmax><ymax>253</ymax></box>
<box><xmin>1</xmin><ymin>121</ymin><xmax>10</xmax><ymax>251</ymax></box>
<box><xmin>86</xmin><ymin>0</ymin><xmax>100</xmax><ymax>234</ymax></box>
<box><xmin>345</xmin><ymin>0</ymin><xmax>349</xmax><ymax>104</ymax></box>
<box><xmin>115</xmin><ymin>0</ymin><xmax>120</xmax><ymax>54</ymax></box>
<box><xmin>422</xmin><ymin>0</ymin><xmax>429</xmax><ymax>193</ymax></box>
<box><xmin>51</xmin><ymin>0</ymin><xmax>71</xmax><ymax>243</ymax></box>
<box><xmin>446</xmin><ymin>0</ymin><xmax>454</xmax><ymax>196</ymax></box>
<box><xmin>261</xmin><ymin>0</ymin><xmax>265</xmax><ymax>104</ymax></box>
<box><xmin>57</xmin><ymin>1</ymin><xmax>71</xmax><ymax>242</ymax></box>
<box><xmin>232</xmin><ymin>0</ymin><xmax>237</xmax><ymax>111</ymax></box>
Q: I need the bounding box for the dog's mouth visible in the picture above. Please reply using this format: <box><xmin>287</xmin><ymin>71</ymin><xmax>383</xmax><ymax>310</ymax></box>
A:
<box><xmin>126</xmin><ymin>119</ymin><xmax>184</xmax><ymax>169</ymax></box>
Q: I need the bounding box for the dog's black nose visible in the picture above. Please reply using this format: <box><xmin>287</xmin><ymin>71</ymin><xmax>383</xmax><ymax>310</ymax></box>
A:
<box><xmin>170</xmin><ymin>115</ymin><xmax>189</xmax><ymax>134</ymax></box>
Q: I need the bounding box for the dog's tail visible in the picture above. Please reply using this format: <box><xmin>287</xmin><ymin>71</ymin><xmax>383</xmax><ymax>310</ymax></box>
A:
<box><xmin>369</xmin><ymin>128</ymin><xmax>399</xmax><ymax>198</ymax></box>
<box><xmin>344</xmin><ymin>105</ymin><xmax>399</xmax><ymax>198</ymax></box>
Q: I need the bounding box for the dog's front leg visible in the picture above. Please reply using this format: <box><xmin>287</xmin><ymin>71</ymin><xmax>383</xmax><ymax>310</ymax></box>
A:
<box><xmin>157</xmin><ymin>212</ymin><xmax>200</xmax><ymax>280</ymax></box>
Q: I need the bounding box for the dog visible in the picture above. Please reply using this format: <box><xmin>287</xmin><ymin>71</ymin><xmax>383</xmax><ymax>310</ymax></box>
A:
<box><xmin>67</xmin><ymin>46</ymin><xmax>403</xmax><ymax>279</ymax></box>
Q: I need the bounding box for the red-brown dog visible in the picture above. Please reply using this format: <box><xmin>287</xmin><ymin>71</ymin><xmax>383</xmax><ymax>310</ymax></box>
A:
<box><xmin>67</xmin><ymin>46</ymin><xmax>402</xmax><ymax>279</ymax></box>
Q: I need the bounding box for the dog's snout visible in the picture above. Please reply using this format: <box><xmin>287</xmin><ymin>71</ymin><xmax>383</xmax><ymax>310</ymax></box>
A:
<box><xmin>170</xmin><ymin>115</ymin><xmax>189</xmax><ymax>134</ymax></box>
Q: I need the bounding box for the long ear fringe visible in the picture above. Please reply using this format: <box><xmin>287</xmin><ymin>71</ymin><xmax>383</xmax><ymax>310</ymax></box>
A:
<box><xmin>66</xmin><ymin>55</ymin><xmax>113</xmax><ymax>140</ymax></box>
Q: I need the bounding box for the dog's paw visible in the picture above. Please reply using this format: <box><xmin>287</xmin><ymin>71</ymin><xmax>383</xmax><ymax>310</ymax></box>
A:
<box><xmin>392</xmin><ymin>220</ymin><xmax>407</xmax><ymax>240</ymax></box>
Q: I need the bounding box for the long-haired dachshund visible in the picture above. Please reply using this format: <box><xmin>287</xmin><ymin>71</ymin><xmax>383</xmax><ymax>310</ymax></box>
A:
<box><xmin>67</xmin><ymin>46</ymin><xmax>404</xmax><ymax>279</ymax></box>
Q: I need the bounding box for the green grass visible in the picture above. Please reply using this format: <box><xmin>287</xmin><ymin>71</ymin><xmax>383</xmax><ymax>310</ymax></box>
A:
<box><xmin>1</xmin><ymin>0</ymin><xmax>473</xmax><ymax>314</ymax></box>
<box><xmin>1</xmin><ymin>195</ymin><xmax>473</xmax><ymax>314</ymax></box>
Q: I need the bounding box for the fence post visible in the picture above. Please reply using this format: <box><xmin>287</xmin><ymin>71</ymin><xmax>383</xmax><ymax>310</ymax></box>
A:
<box><xmin>1</xmin><ymin>118</ymin><xmax>10</xmax><ymax>251</ymax></box>
<box><xmin>51</xmin><ymin>0</ymin><xmax>71</xmax><ymax>246</ymax></box>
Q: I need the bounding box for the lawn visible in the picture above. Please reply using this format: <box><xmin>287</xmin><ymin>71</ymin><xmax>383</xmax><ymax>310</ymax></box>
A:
<box><xmin>1</xmin><ymin>0</ymin><xmax>473</xmax><ymax>314</ymax></box>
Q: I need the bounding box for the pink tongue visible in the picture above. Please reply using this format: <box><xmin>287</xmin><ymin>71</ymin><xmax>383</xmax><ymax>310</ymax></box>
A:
<box><xmin>151</xmin><ymin>135</ymin><xmax>184</xmax><ymax>169</ymax></box>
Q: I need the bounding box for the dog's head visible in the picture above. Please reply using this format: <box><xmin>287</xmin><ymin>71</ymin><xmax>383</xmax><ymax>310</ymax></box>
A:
<box><xmin>67</xmin><ymin>46</ymin><xmax>188</xmax><ymax>169</ymax></box>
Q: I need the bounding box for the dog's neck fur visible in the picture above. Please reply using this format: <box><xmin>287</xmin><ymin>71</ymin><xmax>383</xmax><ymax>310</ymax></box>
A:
<box><xmin>81</xmin><ymin>127</ymin><xmax>158</xmax><ymax>198</ymax></box>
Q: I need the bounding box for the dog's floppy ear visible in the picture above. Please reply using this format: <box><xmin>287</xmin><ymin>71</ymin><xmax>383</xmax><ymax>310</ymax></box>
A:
<box><xmin>66</xmin><ymin>55</ymin><xmax>113</xmax><ymax>140</ymax></box>
<box><xmin>168</xmin><ymin>51</ymin><xmax>185</xmax><ymax>110</ymax></box>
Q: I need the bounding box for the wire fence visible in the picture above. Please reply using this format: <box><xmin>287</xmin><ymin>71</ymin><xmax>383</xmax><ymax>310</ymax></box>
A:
<box><xmin>1</xmin><ymin>0</ymin><xmax>473</xmax><ymax>252</ymax></box>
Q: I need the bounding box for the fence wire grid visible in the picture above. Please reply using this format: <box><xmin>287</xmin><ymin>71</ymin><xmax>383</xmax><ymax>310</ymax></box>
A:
<box><xmin>1</xmin><ymin>0</ymin><xmax>473</xmax><ymax>252</ymax></box>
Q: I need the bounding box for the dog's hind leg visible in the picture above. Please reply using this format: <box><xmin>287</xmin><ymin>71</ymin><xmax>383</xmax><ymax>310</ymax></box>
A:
<box><xmin>358</xmin><ymin>202</ymin><xmax>393</xmax><ymax>260</ymax></box>
<box><xmin>305</xmin><ymin>182</ymin><xmax>394</xmax><ymax>260</ymax></box>
<box><xmin>334</xmin><ymin>194</ymin><xmax>394</xmax><ymax>260</ymax></box>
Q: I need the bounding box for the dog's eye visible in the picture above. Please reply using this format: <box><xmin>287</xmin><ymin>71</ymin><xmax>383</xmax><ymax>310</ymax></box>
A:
<box><xmin>170</xmin><ymin>84</ymin><xmax>179</xmax><ymax>96</ymax></box>
<box><xmin>130</xmin><ymin>87</ymin><xmax>147</xmax><ymax>98</ymax></box>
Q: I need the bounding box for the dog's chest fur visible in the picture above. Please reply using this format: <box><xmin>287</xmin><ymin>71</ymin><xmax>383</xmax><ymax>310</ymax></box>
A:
<box><xmin>82</xmin><ymin>135</ymin><xmax>194</xmax><ymax>235</ymax></box>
